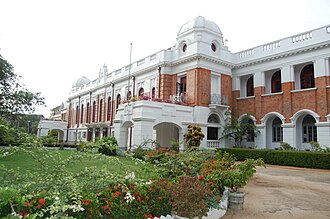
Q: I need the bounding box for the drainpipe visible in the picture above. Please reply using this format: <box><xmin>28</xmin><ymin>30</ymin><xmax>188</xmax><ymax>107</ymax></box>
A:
<box><xmin>157</xmin><ymin>66</ymin><xmax>161</xmax><ymax>98</ymax></box>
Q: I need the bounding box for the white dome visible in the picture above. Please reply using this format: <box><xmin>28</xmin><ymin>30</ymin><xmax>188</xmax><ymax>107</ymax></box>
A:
<box><xmin>72</xmin><ymin>76</ymin><xmax>91</xmax><ymax>88</ymax></box>
<box><xmin>177</xmin><ymin>16</ymin><xmax>222</xmax><ymax>36</ymax></box>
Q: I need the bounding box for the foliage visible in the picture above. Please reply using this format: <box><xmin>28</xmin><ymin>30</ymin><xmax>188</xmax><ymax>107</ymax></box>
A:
<box><xmin>0</xmin><ymin>143</ymin><xmax>264</xmax><ymax>218</ymax></box>
<box><xmin>218</xmin><ymin>148</ymin><xmax>330</xmax><ymax>169</ymax></box>
<box><xmin>131</xmin><ymin>139</ymin><xmax>160</xmax><ymax>160</ymax></box>
<box><xmin>221</xmin><ymin>112</ymin><xmax>260</xmax><ymax>147</ymax></box>
<box><xmin>97</xmin><ymin>136</ymin><xmax>119</xmax><ymax>155</ymax></box>
<box><xmin>169</xmin><ymin>139</ymin><xmax>181</xmax><ymax>152</ymax></box>
<box><xmin>183</xmin><ymin>125</ymin><xmax>205</xmax><ymax>149</ymax></box>
<box><xmin>0</xmin><ymin>54</ymin><xmax>45</xmax><ymax>122</ymax></box>
<box><xmin>166</xmin><ymin>175</ymin><xmax>216</xmax><ymax>218</ymax></box>
<box><xmin>280</xmin><ymin>142</ymin><xmax>294</xmax><ymax>150</ymax></box>
<box><xmin>309</xmin><ymin>141</ymin><xmax>329</xmax><ymax>153</ymax></box>
<box><xmin>0</xmin><ymin>146</ymin><xmax>163</xmax><ymax>218</ymax></box>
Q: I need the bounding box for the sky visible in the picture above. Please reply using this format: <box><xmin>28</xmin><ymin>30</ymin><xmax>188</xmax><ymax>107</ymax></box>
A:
<box><xmin>1</xmin><ymin>0</ymin><xmax>330</xmax><ymax>117</ymax></box>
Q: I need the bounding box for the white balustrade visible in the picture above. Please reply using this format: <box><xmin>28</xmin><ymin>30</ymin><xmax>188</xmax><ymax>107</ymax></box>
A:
<box><xmin>207</xmin><ymin>140</ymin><xmax>221</xmax><ymax>148</ymax></box>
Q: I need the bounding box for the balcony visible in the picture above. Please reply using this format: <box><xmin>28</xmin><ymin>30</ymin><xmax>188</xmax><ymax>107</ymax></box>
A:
<box><xmin>210</xmin><ymin>94</ymin><xmax>228</xmax><ymax>105</ymax></box>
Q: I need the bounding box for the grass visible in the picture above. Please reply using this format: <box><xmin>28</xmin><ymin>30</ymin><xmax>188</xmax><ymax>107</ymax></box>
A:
<box><xmin>0</xmin><ymin>148</ymin><xmax>159</xmax><ymax>179</ymax></box>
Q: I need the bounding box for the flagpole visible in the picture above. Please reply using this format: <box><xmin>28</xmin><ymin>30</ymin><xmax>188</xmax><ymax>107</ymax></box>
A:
<box><xmin>128</xmin><ymin>43</ymin><xmax>133</xmax><ymax>151</ymax></box>
<box><xmin>127</xmin><ymin>43</ymin><xmax>132</xmax><ymax>101</ymax></box>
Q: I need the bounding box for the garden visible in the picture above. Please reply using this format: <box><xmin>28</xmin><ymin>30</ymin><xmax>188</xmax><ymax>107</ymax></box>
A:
<box><xmin>0</xmin><ymin>129</ymin><xmax>263</xmax><ymax>218</ymax></box>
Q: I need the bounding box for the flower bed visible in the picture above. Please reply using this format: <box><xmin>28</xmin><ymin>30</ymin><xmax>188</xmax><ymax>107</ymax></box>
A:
<box><xmin>0</xmin><ymin>146</ymin><xmax>262</xmax><ymax>218</ymax></box>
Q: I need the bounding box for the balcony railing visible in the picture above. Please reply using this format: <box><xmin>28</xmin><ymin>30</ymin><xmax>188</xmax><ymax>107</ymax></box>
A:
<box><xmin>207</xmin><ymin>140</ymin><xmax>221</xmax><ymax>148</ymax></box>
<box><xmin>210</xmin><ymin>94</ymin><xmax>228</xmax><ymax>105</ymax></box>
<box><xmin>170</xmin><ymin>93</ymin><xmax>187</xmax><ymax>104</ymax></box>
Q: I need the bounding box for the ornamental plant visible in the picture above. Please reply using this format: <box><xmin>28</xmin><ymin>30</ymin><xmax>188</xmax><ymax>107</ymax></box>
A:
<box><xmin>183</xmin><ymin>125</ymin><xmax>205</xmax><ymax>150</ymax></box>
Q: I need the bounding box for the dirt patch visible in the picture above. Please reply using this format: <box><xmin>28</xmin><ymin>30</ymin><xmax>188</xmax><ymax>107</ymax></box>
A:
<box><xmin>222</xmin><ymin>165</ymin><xmax>330</xmax><ymax>219</ymax></box>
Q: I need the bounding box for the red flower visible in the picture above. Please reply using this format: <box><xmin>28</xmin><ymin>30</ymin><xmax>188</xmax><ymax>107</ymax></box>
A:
<box><xmin>84</xmin><ymin>201</ymin><xmax>90</xmax><ymax>206</ymax></box>
<box><xmin>38</xmin><ymin>198</ymin><xmax>46</xmax><ymax>205</ymax></box>
<box><xmin>158</xmin><ymin>196</ymin><xmax>163</xmax><ymax>200</ymax></box>
<box><xmin>19</xmin><ymin>212</ymin><xmax>23</xmax><ymax>216</ymax></box>
<box><xmin>36</xmin><ymin>205</ymin><xmax>41</xmax><ymax>209</ymax></box>
<box><xmin>25</xmin><ymin>202</ymin><xmax>31</xmax><ymax>207</ymax></box>
<box><xmin>24</xmin><ymin>213</ymin><xmax>29</xmax><ymax>217</ymax></box>
<box><xmin>113</xmin><ymin>191</ymin><xmax>121</xmax><ymax>198</ymax></box>
<box><xmin>209</xmin><ymin>181</ymin><xmax>215</xmax><ymax>185</ymax></box>
<box><xmin>198</xmin><ymin>175</ymin><xmax>205</xmax><ymax>180</ymax></box>
<box><xmin>103</xmin><ymin>205</ymin><xmax>110</xmax><ymax>210</ymax></box>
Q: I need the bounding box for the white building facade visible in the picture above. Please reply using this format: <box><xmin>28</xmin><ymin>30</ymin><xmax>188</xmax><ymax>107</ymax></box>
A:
<box><xmin>63</xmin><ymin>16</ymin><xmax>330</xmax><ymax>150</ymax></box>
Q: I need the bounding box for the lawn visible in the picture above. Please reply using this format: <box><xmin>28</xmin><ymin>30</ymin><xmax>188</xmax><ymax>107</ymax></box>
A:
<box><xmin>0</xmin><ymin>147</ymin><xmax>159</xmax><ymax>180</ymax></box>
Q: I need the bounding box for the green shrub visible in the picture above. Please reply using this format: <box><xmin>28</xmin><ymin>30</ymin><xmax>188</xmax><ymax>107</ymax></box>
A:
<box><xmin>218</xmin><ymin>148</ymin><xmax>330</xmax><ymax>169</ymax></box>
<box><xmin>280</xmin><ymin>142</ymin><xmax>294</xmax><ymax>150</ymax></box>
<box><xmin>97</xmin><ymin>136</ymin><xmax>119</xmax><ymax>155</ymax></box>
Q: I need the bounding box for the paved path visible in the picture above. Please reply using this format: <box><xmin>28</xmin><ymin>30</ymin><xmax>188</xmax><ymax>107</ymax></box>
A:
<box><xmin>223</xmin><ymin>165</ymin><xmax>330</xmax><ymax>219</ymax></box>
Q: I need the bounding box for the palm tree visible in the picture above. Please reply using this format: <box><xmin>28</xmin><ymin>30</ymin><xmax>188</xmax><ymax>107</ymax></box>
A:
<box><xmin>221</xmin><ymin>112</ymin><xmax>259</xmax><ymax>147</ymax></box>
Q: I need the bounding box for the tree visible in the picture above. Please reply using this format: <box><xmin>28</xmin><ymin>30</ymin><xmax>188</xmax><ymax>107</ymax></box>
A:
<box><xmin>0</xmin><ymin>53</ymin><xmax>45</xmax><ymax>123</ymax></box>
<box><xmin>221</xmin><ymin>112</ymin><xmax>260</xmax><ymax>147</ymax></box>
<box><xmin>183</xmin><ymin>125</ymin><xmax>205</xmax><ymax>150</ymax></box>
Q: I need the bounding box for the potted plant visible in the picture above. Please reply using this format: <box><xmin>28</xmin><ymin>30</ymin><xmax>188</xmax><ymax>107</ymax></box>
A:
<box><xmin>226</xmin><ymin>158</ymin><xmax>264</xmax><ymax>209</ymax></box>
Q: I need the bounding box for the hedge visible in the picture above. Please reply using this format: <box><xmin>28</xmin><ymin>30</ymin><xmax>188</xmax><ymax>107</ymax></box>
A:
<box><xmin>217</xmin><ymin>148</ymin><xmax>330</xmax><ymax>169</ymax></box>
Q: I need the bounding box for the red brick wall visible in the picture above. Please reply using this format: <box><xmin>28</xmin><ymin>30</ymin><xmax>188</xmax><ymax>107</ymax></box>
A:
<box><xmin>186</xmin><ymin>68</ymin><xmax>211</xmax><ymax>107</ymax></box>
<box><xmin>254</xmin><ymin>87</ymin><xmax>264</xmax><ymax>122</ymax></box>
<box><xmin>160</xmin><ymin>74</ymin><xmax>175</xmax><ymax>100</ymax></box>
<box><xmin>236</xmin><ymin>98</ymin><xmax>255</xmax><ymax>117</ymax></box>
<box><xmin>233</xmin><ymin>76</ymin><xmax>329</xmax><ymax>123</ymax></box>
<box><xmin>261</xmin><ymin>94</ymin><xmax>283</xmax><ymax>115</ymax></box>
<box><xmin>232</xmin><ymin>90</ymin><xmax>240</xmax><ymax>116</ymax></box>
<box><xmin>281</xmin><ymin>82</ymin><xmax>294</xmax><ymax>123</ymax></box>
<box><xmin>291</xmin><ymin>90</ymin><xmax>317</xmax><ymax>113</ymax></box>
<box><xmin>315</xmin><ymin>76</ymin><xmax>328</xmax><ymax>122</ymax></box>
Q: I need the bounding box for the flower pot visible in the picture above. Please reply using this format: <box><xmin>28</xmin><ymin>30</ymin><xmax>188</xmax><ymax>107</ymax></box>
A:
<box><xmin>228</xmin><ymin>191</ymin><xmax>245</xmax><ymax>210</ymax></box>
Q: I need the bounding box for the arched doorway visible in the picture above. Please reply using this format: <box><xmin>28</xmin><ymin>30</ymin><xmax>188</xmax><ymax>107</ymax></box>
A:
<box><xmin>153</xmin><ymin>122</ymin><xmax>180</xmax><ymax>148</ymax></box>
<box><xmin>122</xmin><ymin>121</ymin><xmax>134</xmax><ymax>150</ymax></box>
<box><xmin>292</xmin><ymin>110</ymin><xmax>319</xmax><ymax>150</ymax></box>
<box><xmin>264</xmin><ymin>115</ymin><xmax>283</xmax><ymax>149</ymax></box>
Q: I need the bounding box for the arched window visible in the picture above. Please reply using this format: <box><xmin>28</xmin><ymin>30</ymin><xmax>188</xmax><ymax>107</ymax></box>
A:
<box><xmin>271</xmin><ymin>71</ymin><xmax>282</xmax><ymax>93</ymax></box>
<box><xmin>207</xmin><ymin>114</ymin><xmax>220</xmax><ymax>123</ymax></box>
<box><xmin>272</xmin><ymin>117</ymin><xmax>283</xmax><ymax>142</ymax></box>
<box><xmin>151</xmin><ymin>87</ymin><xmax>155</xmax><ymax>99</ymax></box>
<box><xmin>80</xmin><ymin>104</ymin><xmax>84</xmax><ymax>124</ymax></box>
<box><xmin>138</xmin><ymin>87</ymin><xmax>144</xmax><ymax>98</ymax></box>
<box><xmin>86</xmin><ymin>102</ymin><xmax>90</xmax><ymax>123</ymax></box>
<box><xmin>107</xmin><ymin>97</ymin><xmax>111</xmax><ymax>121</ymax></box>
<box><xmin>116</xmin><ymin>94</ymin><xmax>121</xmax><ymax>111</ymax></box>
<box><xmin>302</xmin><ymin>115</ymin><xmax>317</xmax><ymax>142</ymax></box>
<box><xmin>76</xmin><ymin>106</ymin><xmax>79</xmax><ymax>124</ymax></box>
<box><xmin>92</xmin><ymin>101</ymin><xmax>96</xmax><ymax>123</ymax></box>
<box><xmin>300</xmin><ymin>64</ymin><xmax>315</xmax><ymax>89</ymax></box>
<box><xmin>127</xmin><ymin>91</ymin><xmax>132</xmax><ymax>100</ymax></box>
<box><xmin>246</xmin><ymin>76</ymin><xmax>254</xmax><ymax>97</ymax></box>
<box><xmin>99</xmin><ymin>99</ymin><xmax>103</xmax><ymax>122</ymax></box>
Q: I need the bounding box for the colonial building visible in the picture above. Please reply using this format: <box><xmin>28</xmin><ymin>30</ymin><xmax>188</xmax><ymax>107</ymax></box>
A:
<box><xmin>64</xmin><ymin>16</ymin><xmax>330</xmax><ymax>150</ymax></box>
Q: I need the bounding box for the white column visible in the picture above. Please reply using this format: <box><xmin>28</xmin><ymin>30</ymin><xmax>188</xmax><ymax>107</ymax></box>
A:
<box><xmin>316</xmin><ymin>122</ymin><xmax>330</xmax><ymax>148</ymax></box>
<box><xmin>100</xmin><ymin>127</ymin><xmax>103</xmax><ymax>138</ymax></box>
<box><xmin>281</xmin><ymin>65</ymin><xmax>294</xmax><ymax>83</ymax></box>
<box><xmin>255</xmin><ymin>125</ymin><xmax>266</xmax><ymax>149</ymax></box>
<box><xmin>92</xmin><ymin>128</ymin><xmax>96</xmax><ymax>142</ymax></box>
<box><xmin>131</xmin><ymin>120</ymin><xmax>155</xmax><ymax>147</ymax></box>
<box><xmin>314</xmin><ymin>58</ymin><xmax>327</xmax><ymax>78</ymax></box>
<box><xmin>282</xmin><ymin>123</ymin><xmax>295</xmax><ymax>148</ymax></box>
<box><xmin>254</xmin><ymin>71</ymin><xmax>264</xmax><ymax>87</ymax></box>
